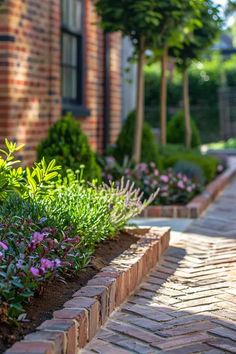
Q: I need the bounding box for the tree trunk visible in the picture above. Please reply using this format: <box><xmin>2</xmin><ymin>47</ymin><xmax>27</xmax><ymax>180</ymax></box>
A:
<box><xmin>133</xmin><ymin>37</ymin><xmax>145</xmax><ymax>163</ymax></box>
<box><xmin>183</xmin><ymin>68</ymin><xmax>192</xmax><ymax>149</ymax></box>
<box><xmin>160</xmin><ymin>47</ymin><xmax>168</xmax><ymax>145</ymax></box>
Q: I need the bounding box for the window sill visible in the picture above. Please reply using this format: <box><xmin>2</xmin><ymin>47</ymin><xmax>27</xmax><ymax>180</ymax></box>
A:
<box><xmin>62</xmin><ymin>103</ymin><xmax>90</xmax><ymax>117</ymax></box>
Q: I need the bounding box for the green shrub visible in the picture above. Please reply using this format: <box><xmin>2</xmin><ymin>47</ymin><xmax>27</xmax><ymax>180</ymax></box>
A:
<box><xmin>163</xmin><ymin>152</ymin><xmax>218</xmax><ymax>183</ymax></box>
<box><xmin>173</xmin><ymin>160</ymin><xmax>205</xmax><ymax>185</ymax></box>
<box><xmin>37</xmin><ymin>113</ymin><xmax>101</xmax><ymax>181</ymax></box>
<box><xmin>167</xmin><ymin>111</ymin><xmax>201</xmax><ymax>148</ymax></box>
<box><xmin>112</xmin><ymin>111</ymin><xmax>161</xmax><ymax>167</ymax></box>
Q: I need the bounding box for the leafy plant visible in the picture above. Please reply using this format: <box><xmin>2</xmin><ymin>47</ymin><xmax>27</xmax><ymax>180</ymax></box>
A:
<box><xmin>111</xmin><ymin>111</ymin><xmax>161</xmax><ymax>167</ymax></box>
<box><xmin>0</xmin><ymin>139</ymin><xmax>24</xmax><ymax>201</ymax></box>
<box><xmin>167</xmin><ymin>111</ymin><xmax>201</xmax><ymax>148</ymax></box>
<box><xmin>37</xmin><ymin>113</ymin><xmax>101</xmax><ymax>181</ymax></box>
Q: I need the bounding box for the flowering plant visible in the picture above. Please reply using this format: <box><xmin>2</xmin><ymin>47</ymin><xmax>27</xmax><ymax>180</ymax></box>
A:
<box><xmin>103</xmin><ymin>158</ymin><xmax>202</xmax><ymax>205</ymax></box>
<box><xmin>0</xmin><ymin>217</ymin><xmax>82</xmax><ymax>322</ymax></box>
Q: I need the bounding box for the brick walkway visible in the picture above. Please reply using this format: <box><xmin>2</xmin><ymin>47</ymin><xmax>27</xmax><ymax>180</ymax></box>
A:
<box><xmin>82</xmin><ymin>180</ymin><xmax>236</xmax><ymax>354</ymax></box>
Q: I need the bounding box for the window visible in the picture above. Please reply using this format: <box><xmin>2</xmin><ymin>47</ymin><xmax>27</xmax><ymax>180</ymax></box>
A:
<box><xmin>61</xmin><ymin>0</ymin><xmax>83</xmax><ymax>107</ymax></box>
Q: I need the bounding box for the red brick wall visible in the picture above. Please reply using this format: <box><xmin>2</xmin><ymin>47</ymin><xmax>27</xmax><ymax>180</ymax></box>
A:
<box><xmin>81</xmin><ymin>0</ymin><xmax>122</xmax><ymax>153</ymax></box>
<box><xmin>0</xmin><ymin>0</ymin><xmax>122</xmax><ymax>164</ymax></box>
<box><xmin>0</xmin><ymin>0</ymin><xmax>61</xmax><ymax>165</ymax></box>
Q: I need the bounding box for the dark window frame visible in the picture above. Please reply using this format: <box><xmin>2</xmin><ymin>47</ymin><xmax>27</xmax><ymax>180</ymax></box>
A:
<box><xmin>61</xmin><ymin>0</ymin><xmax>90</xmax><ymax>117</ymax></box>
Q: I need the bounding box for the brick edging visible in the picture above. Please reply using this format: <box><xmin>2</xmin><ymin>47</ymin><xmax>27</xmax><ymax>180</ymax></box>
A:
<box><xmin>5</xmin><ymin>227</ymin><xmax>170</xmax><ymax>354</ymax></box>
<box><xmin>141</xmin><ymin>166</ymin><xmax>236</xmax><ymax>219</ymax></box>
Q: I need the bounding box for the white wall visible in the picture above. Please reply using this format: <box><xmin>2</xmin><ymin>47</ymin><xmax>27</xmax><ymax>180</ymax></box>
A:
<box><xmin>121</xmin><ymin>37</ymin><xmax>137</xmax><ymax>121</ymax></box>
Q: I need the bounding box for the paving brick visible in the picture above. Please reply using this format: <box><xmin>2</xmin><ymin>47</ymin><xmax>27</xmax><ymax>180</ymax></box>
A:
<box><xmin>82</xmin><ymin>179</ymin><xmax>236</xmax><ymax>353</ymax></box>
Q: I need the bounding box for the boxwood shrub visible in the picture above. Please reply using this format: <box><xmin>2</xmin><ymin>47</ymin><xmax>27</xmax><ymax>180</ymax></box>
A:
<box><xmin>37</xmin><ymin>113</ymin><xmax>101</xmax><ymax>181</ymax></box>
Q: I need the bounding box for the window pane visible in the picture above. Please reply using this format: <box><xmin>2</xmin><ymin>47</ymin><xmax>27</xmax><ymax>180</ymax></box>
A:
<box><xmin>62</xmin><ymin>67</ymin><xmax>78</xmax><ymax>100</ymax></box>
<box><xmin>61</xmin><ymin>0</ymin><xmax>69</xmax><ymax>26</ymax></box>
<box><xmin>62</xmin><ymin>33</ymin><xmax>77</xmax><ymax>66</ymax></box>
<box><xmin>71</xmin><ymin>68</ymin><xmax>77</xmax><ymax>99</ymax></box>
<box><xmin>62</xmin><ymin>0</ymin><xmax>82</xmax><ymax>33</ymax></box>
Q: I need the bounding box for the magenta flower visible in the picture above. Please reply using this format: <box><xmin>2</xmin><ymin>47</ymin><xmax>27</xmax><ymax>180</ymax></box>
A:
<box><xmin>160</xmin><ymin>175</ymin><xmax>169</xmax><ymax>183</ymax></box>
<box><xmin>30</xmin><ymin>267</ymin><xmax>40</xmax><ymax>277</ymax></box>
<box><xmin>0</xmin><ymin>252</ymin><xmax>3</xmax><ymax>261</ymax></box>
<box><xmin>0</xmin><ymin>241</ymin><xmax>8</xmax><ymax>250</ymax></box>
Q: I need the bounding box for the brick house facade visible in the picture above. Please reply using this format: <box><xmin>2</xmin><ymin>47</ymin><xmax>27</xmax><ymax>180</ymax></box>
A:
<box><xmin>0</xmin><ymin>0</ymin><xmax>122</xmax><ymax>165</ymax></box>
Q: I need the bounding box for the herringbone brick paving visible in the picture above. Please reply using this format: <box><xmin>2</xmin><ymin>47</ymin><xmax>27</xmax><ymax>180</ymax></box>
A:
<box><xmin>82</xmin><ymin>180</ymin><xmax>236</xmax><ymax>353</ymax></box>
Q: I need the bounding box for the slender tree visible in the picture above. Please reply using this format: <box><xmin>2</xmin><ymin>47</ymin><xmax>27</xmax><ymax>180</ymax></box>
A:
<box><xmin>171</xmin><ymin>0</ymin><xmax>222</xmax><ymax>148</ymax></box>
<box><xmin>153</xmin><ymin>0</ymin><xmax>204</xmax><ymax>146</ymax></box>
<box><xmin>95</xmin><ymin>1</ymin><xmax>162</xmax><ymax>163</ymax></box>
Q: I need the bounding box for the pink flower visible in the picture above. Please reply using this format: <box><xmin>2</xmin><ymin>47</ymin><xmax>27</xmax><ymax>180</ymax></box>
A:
<box><xmin>0</xmin><ymin>252</ymin><xmax>3</xmax><ymax>261</ymax></box>
<box><xmin>160</xmin><ymin>175</ymin><xmax>169</xmax><ymax>183</ymax></box>
<box><xmin>183</xmin><ymin>175</ymin><xmax>188</xmax><ymax>183</ymax></box>
<box><xmin>0</xmin><ymin>241</ymin><xmax>8</xmax><ymax>250</ymax></box>
<box><xmin>30</xmin><ymin>267</ymin><xmax>40</xmax><ymax>277</ymax></box>
<box><xmin>154</xmin><ymin>169</ymin><xmax>159</xmax><ymax>177</ymax></box>
<box><xmin>187</xmin><ymin>186</ymin><xmax>193</xmax><ymax>193</ymax></box>
<box><xmin>177</xmin><ymin>181</ymin><xmax>185</xmax><ymax>189</ymax></box>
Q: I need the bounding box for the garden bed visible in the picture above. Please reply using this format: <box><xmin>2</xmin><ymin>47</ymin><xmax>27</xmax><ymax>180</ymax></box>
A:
<box><xmin>3</xmin><ymin>227</ymin><xmax>170</xmax><ymax>354</ymax></box>
<box><xmin>141</xmin><ymin>164</ymin><xmax>236</xmax><ymax>218</ymax></box>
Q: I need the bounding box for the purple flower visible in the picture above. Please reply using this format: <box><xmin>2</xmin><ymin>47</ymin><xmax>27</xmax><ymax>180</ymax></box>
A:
<box><xmin>54</xmin><ymin>259</ymin><xmax>61</xmax><ymax>268</ymax></box>
<box><xmin>40</xmin><ymin>258</ymin><xmax>55</xmax><ymax>271</ymax></box>
<box><xmin>30</xmin><ymin>267</ymin><xmax>40</xmax><ymax>277</ymax></box>
<box><xmin>160</xmin><ymin>175</ymin><xmax>169</xmax><ymax>183</ymax></box>
<box><xmin>0</xmin><ymin>252</ymin><xmax>3</xmax><ymax>261</ymax></box>
<box><xmin>0</xmin><ymin>241</ymin><xmax>8</xmax><ymax>250</ymax></box>
<box><xmin>16</xmin><ymin>259</ymin><xmax>24</xmax><ymax>269</ymax></box>
<box><xmin>32</xmin><ymin>232</ymin><xmax>45</xmax><ymax>243</ymax></box>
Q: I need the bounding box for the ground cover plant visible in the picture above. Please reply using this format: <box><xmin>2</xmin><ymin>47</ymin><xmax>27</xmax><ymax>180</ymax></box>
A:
<box><xmin>0</xmin><ymin>140</ymin><xmax>158</xmax><ymax>324</ymax></box>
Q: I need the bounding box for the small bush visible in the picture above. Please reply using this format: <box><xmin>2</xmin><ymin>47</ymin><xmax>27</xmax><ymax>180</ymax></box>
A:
<box><xmin>37</xmin><ymin>113</ymin><xmax>101</xmax><ymax>181</ymax></box>
<box><xmin>167</xmin><ymin>111</ymin><xmax>201</xmax><ymax>148</ymax></box>
<box><xmin>112</xmin><ymin>111</ymin><xmax>161</xmax><ymax>167</ymax></box>
<box><xmin>173</xmin><ymin>161</ymin><xmax>205</xmax><ymax>185</ymax></box>
<box><xmin>163</xmin><ymin>152</ymin><xmax>218</xmax><ymax>183</ymax></box>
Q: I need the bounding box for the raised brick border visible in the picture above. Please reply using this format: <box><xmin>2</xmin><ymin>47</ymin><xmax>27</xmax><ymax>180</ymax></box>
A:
<box><xmin>4</xmin><ymin>227</ymin><xmax>170</xmax><ymax>354</ymax></box>
<box><xmin>141</xmin><ymin>165</ymin><xmax>236</xmax><ymax>219</ymax></box>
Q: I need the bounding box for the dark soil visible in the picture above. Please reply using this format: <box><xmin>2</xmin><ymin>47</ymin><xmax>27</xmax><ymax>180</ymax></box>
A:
<box><xmin>0</xmin><ymin>230</ymin><xmax>140</xmax><ymax>353</ymax></box>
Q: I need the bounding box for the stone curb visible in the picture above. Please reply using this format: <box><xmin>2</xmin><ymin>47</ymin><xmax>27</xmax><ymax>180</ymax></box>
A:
<box><xmin>5</xmin><ymin>227</ymin><xmax>170</xmax><ymax>354</ymax></box>
<box><xmin>141</xmin><ymin>166</ymin><xmax>236</xmax><ymax>219</ymax></box>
